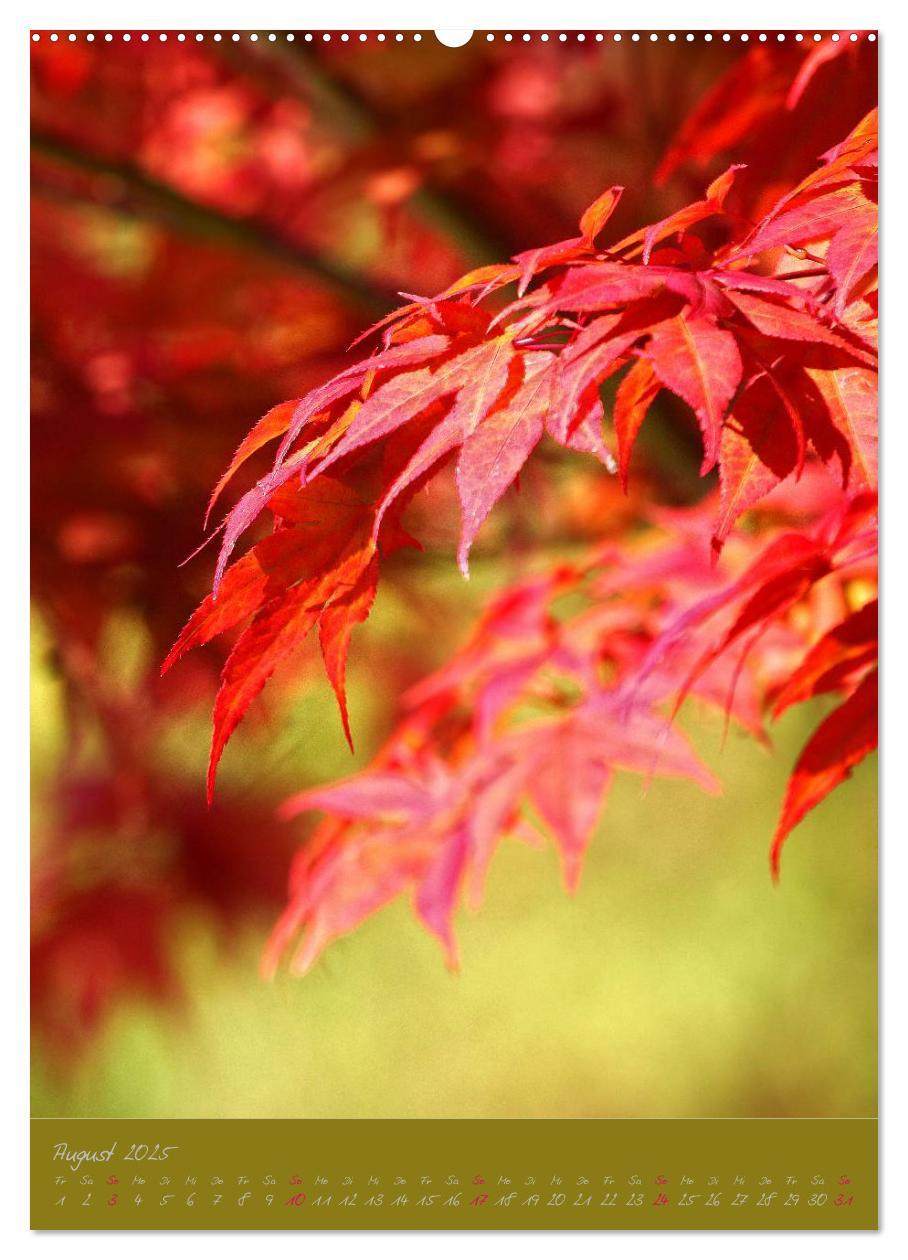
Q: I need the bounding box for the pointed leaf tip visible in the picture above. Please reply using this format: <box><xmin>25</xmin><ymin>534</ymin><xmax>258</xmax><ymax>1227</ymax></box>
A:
<box><xmin>579</xmin><ymin>185</ymin><xmax>624</xmax><ymax>244</ymax></box>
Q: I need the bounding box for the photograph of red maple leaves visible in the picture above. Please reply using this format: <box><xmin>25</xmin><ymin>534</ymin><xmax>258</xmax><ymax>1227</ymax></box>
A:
<box><xmin>31</xmin><ymin>30</ymin><xmax>877</xmax><ymax>1123</ymax></box>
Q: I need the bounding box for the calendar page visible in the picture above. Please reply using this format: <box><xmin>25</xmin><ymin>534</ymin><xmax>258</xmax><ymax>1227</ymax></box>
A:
<box><xmin>29</xmin><ymin>21</ymin><xmax>879</xmax><ymax>1233</ymax></box>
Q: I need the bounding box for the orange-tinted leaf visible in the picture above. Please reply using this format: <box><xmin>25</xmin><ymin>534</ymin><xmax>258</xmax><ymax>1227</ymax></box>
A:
<box><xmin>614</xmin><ymin>358</ymin><xmax>661</xmax><ymax>490</ymax></box>
<box><xmin>578</xmin><ymin>184</ymin><xmax>624</xmax><ymax>244</ymax></box>
<box><xmin>770</xmin><ymin>669</ymin><xmax>877</xmax><ymax>877</ymax></box>
<box><xmin>319</xmin><ymin>555</ymin><xmax>380</xmax><ymax>750</ymax></box>
<box><xmin>634</xmin><ymin>164</ymin><xmax>743</xmax><ymax>264</ymax></box>
<box><xmin>208</xmin><ymin>586</ymin><xmax>322</xmax><ymax>802</ymax></box>
<box><xmin>162</xmin><ymin>530</ymin><xmax>312</xmax><ymax>673</ymax></box>
<box><xmin>772</xmin><ymin>600</ymin><xmax>877</xmax><ymax>718</ymax></box>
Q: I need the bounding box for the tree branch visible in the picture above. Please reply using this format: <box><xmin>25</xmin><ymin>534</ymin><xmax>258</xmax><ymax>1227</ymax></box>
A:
<box><xmin>31</xmin><ymin>128</ymin><xmax>397</xmax><ymax>317</ymax></box>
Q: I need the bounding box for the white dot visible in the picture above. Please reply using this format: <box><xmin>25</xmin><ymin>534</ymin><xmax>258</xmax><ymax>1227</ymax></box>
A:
<box><xmin>86</xmin><ymin>33</ymin><xmax>94</xmax><ymax>42</ymax></box>
<box><xmin>832</xmin><ymin>33</ymin><xmax>840</xmax><ymax>42</ymax></box>
<box><xmin>250</xmin><ymin>32</ymin><xmax>258</xmax><ymax>41</ymax></box>
<box><xmin>722</xmin><ymin>33</ymin><xmax>731</xmax><ymax>42</ymax></box>
<box><xmin>613</xmin><ymin>33</ymin><xmax>621</xmax><ymax>42</ymax></box>
<box><xmin>196</xmin><ymin>33</ymin><xmax>204</xmax><ymax>42</ymax></box>
<box><xmin>577</xmin><ymin>33</ymin><xmax>585</xmax><ymax>42</ymax></box>
<box><xmin>704</xmin><ymin>33</ymin><xmax>712</xmax><ymax>41</ymax></box>
<box><xmin>232</xmin><ymin>33</ymin><xmax>240</xmax><ymax>41</ymax></box>
<box><xmin>378</xmin><ymin>33</ymin><xmax>385</xmax><ymax>41</ymax></box>
<box><xmin>813</xmin><ymin>33</ymin><xmax>821</xmax><ymax>41</ymax></box>
<box><xmin>777</xmin><ymin>33</ymin><xmax>786</xmax><ymax>41</ymax></box>
<box><xmin>122</xmin><ymin>33</ymin><xmax>131</xmax><ymax>41</ymax></box>
<box><xmin>559</xmin><ymin>33</ymin><xmax>567</xmax><ymax>42</ymax></box>
<box><xmin>741</xmin><ymin>33</ymin><xmax>749</xmax><ymax>42</ymax></box>
<box><xmin>523</xmin><ymin>33</ymin><xmax>531</xmax><ymax>42</ymax></box>
<box><xmin>359</xmin><ymin>33</ymin><xmax>367</xmax><ymax>41</ymax></box>
<box><xmin>540</xmin><ymin>33</ymin><xmax>549</xmax><ymax>41</ymax></box>
<box><xmin>341</xmin><ymin>33</ymin><xmax>349</xmax><ymax>42</ymax></box>
<box><xmin>395</xmin><ymin>32</ymin><xmax>403</xmax><ymax>41</ymax></box>
<box><xmin>686</xmin><ymin>33</ymin><xmax>694</xmax><ymax>42</ymax></box>
<box><xmin>214</xmin><ymin>32</ymin><xmax>222</xmax><ymax>41</ymax></box>
<box><xmin>868</xmin><ymin>33</ymin><xmax>876</xmax><ymax>42</ymax></box>
<box><xmin>50</xmin><ymin>32</ymin><xmax>58</xmax><ymax>41</ymax></box>
<box><xmin>668</xmin><ymin>33</ymin><xmax>676</xmax><ymax>42</ymax></box>
<box><xmin>323</xmin><ymin>33</ymin><xmax>331</xmax><ymax>42</ymax></box>
<box><xmin>631</xmin><ymin>33</ymin><xmax>640</xmax><ymax>42</ymax></box>
<box><xmin>759</xmin><ymin>32</ymin><xmax>767</xmax><ymax>42</ymax></box>
<box><xmin>31</xmin><ymin>32</ymin><xmax>39</xmax><ymax>41</ymax></box>
<box><xmin>850</xmin><ymin>33</ymin><xmax>858</xmax><ymax>42</ymax></box>
<box><xmin>177</xmin><ymin>33</ymin><xmax>185</xmax><ymax>41</ymax></box>
<box><xmin>68</xmin><ymin>33</ymin><xmax>76</xmax><ymax>42</ymax></box>
<box><xmin>413</xmin><ymin>33</ymin><xmax>421</xmax><ymax>41</ymax></box>
<box><xmin>650</xmin><ymin>33</ymin><xmax>658</xmax><ymax>42</ymax></box>
<box><xmin>305</xmin><ymin>34</ymin><xmax>313</xmax><ymax>42</ymax></box>
<box><xmin>268</xmin><ymin>33</ymin><xmax>276</xmax><ymax>42</ymax></box>
<box><xmin>105</xmin><ymin>33</ymin><xmax>113</xmax><ymax>42</ymax></box>
<box><xmin>486</xmin><ymin>33</ymin><xmax>494</xmax><ymax>41</ymax></box>
<box><xmin>504</xmin><ymin>33</ymin><xmax>513</xmax><ymax>41</ymax></box>
<box><xmin>795</xmin><ymin>33</ymin><xmax>804</xmax><ymax>41</ymax></box>
<box><xmin>595</xmin><ymin>33</ymin><xmax>604</xmax><ymax>42</ymax></box>
<box><xmin>141</xmin><ymin>33</ymin><xmax>149</xmax><ymax>42</ymax></box>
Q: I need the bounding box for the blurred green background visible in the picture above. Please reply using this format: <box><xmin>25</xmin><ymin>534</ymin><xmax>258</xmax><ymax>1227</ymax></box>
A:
<box><xmin>33</xmin><ymin>608</ymin><xmax>876</xmax><ymax>1118</ymax></box>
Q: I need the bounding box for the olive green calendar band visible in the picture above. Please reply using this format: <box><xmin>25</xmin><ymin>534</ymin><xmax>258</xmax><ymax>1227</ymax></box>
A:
<box><xmin>31</xmin><ymin>1117</ymin><xmax>877</xmax><ymax>1231</ymax></box>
